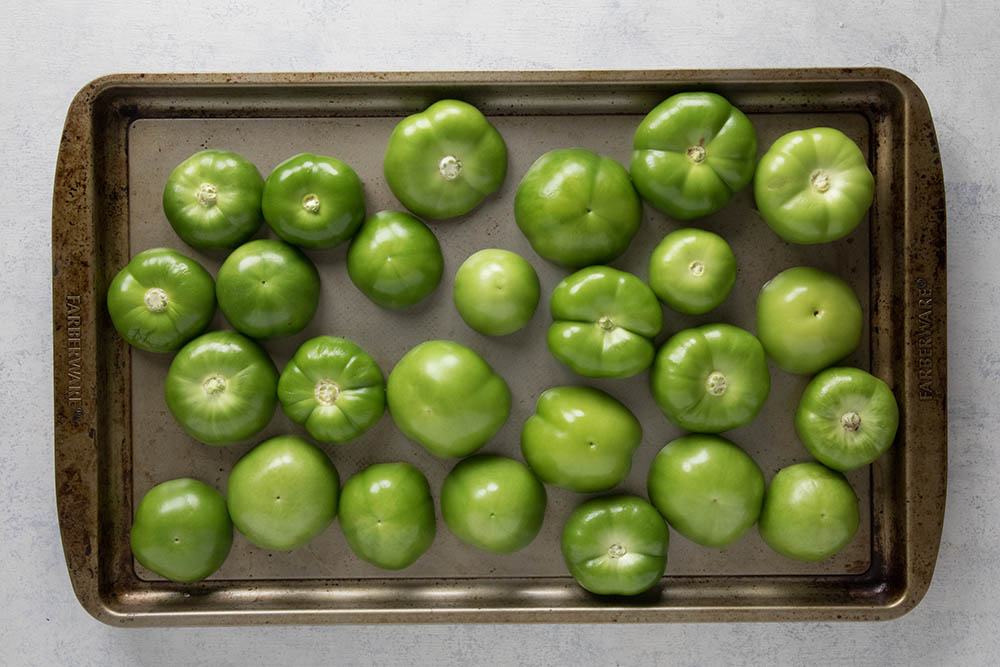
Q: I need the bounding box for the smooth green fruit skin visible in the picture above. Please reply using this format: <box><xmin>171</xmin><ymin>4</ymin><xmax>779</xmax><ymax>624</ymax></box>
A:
<box><xmin>165</xmin><ymin>330</ymin><xmax>278</xmax><ymax>446</ymax></box>
<box><xmin>646</xmin><ymin>435</ymin><xmax>764</xmax><ymax>548</ymax></box>
<box><xmin>514</xmin><ymin>148</ymin><xmax>642</xmax><ymax>268</ymax></box>
<box><xmin>262</xmin><ymin>153</ymin><xmax>366</xmax><ymax>248</ymax></box>
<box><xmin>130</xmin><ymin>478</ymin><xmax>233</xmax><ymax>583</ymax></box>
<box><xmin>754</xmin><ymin>127</ymin><xmax>874</xmax><ymax>244</ymax></box>
<box><xmin>796</xmin><ymin>367</ymin><xmax>899</xmax><ymax>471</ymax></box>
<box><xmin>383</xmin><ymin>99</ymin><xmax>507</xmax><ymax>220</ymax></box>
<box><xmin>758</xmin><ymin>462</ymin><xmax>860</xmax><ymax>562</ymax></box>
<box><xmin>440</xmin><ymin>455</ymin><xmax>547</xmax><ymax>553</ymax></box>
<box><xmin>162</xmin><ymin>149</ymin><xmax>264</xmax><ymax>249</ymax></box>
<box><xmin>226</xmin><ymin>436</ymin><xmax>339</xmax><ymax>551</ymax></box>
<box><xmin>521</xmin><ymin>386</ymin><xmax>642</xmax><ymax>493</ymax></box>
<box><xmin>648</xmin><ymin>228</ymin><xmax>737</xmax><ymax>315</ymax></box>
<box><xmin>453</xmin><ymin>249</ymin><xmax>540</xmax><ymax>335</ymax></box>
<box><xmin>347</xmin><ymin>211</ymin><xmax>444</xmax><ymax>309</ymax></box>
<box><xmin>107</xmin><ymin>247</ymin><xmax>216</xmax><ymax>353</ymax></box>
<box><xmin>650</xmin><ymin>323</ymin><xmax>770</xmax><ymax>433</ymax></box>
<box><xmin>387</xmin><ymin>341</ymin><xmax>511</xmax><ymax>458</ymax></box>
<box><xmin>561</xmin><ymin>495</ymin><xmax>669</xmax><ymax>596</ymax></box>
<box><xmin>216</xmin><ymin>239</ymin><xmax>320</xmax><ymax>339</ymax></box>
<box><xmin>756</xmin><ymin>266</ymin><xmax>862</xmax><ymax>375</ymax></box>
<box><xmin>339</xmin><ymin>462</ymin><xmax>436</xmax><ymax>570</ymax></box>
<box><xmin>277</xmin><ymin>336</ymin><xmax>385</xmax><ymax>443</ymax></box>
<box><xmin>547</xmin><ymin>266</ymin><xmax>663</xmax><ymax>378</ymax></box>
<box><xmin>631</xmin><ymin>92</ymin><xmax>758</xmax><ymax>220</ymax></box>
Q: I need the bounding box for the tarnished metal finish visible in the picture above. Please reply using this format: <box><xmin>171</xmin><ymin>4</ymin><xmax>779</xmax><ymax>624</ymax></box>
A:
<box><xmin>52</xmin><ymin>69</ymin><xmax>946</xmax><ymax>626</ymax></box>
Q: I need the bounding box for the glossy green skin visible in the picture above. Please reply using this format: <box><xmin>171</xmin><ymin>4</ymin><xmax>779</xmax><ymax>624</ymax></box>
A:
<box><xmin>165</xmin><ymin>331</ymin><xmax>278</xmax><ymax>445</ymax></box>
<box><xmin>216</xmin><ymin>239</ymin><xmax>320</xmax><ymax>339</ymax></box>
<box><xmin>277</xmin><ymin>336</ymin><xmax>385</xmax><ymax>443</ymax></box>
<box><xmin>384</xmin><ymin>99</ymin><xmax>507</xmax><ymax>220</ymax></box>
<box><xmin>756</xmin><ymin>266</ymin><xmax>862</xmax><ymax>375</ymax></box>
<box><xmin>387</xmin><ymin>341</ymin><xmax>511</xmax><ymax>458</ymax></box>
<box><xmin>347</xmin><ymin>211</ymin><xmax>444</xmax><ymax>309</ymax></box>
<box><xmin>796</xmin><ymin>367</ymin><xmax>899</xmax><ymax>471</ymax></box>
<box><xmin>650</xmin><ymin>323</ymin><xmax>770</xmax><ymax>433</ymax></box>
<box><xmin>107</xmin><ymin>248</ymin><xmax>215</xmax><ymax>353</ymax></box>
<box><xmin>130</xmin><ymin>478</ymin><xmax>233</xmax><ymax>583</ymax></box>
<box><xmin>547</xmin><ymin>266</ymin><xmax>663</xmax><ymax>378</ymax></box>
<box><xmin>162</xmin><ymin>149</ymin><xmax>264</xmax><ymax>249</ymax></box>
<box><xmin>646</xmin><ymin>435</ymin><xmax>764</xmax><ymax>548</ymax></box>
<box><xmin>262</xmin><ymin>153</ymin><xmax>366</xmax><ymax>248</ymax></box>
<box><xmin>561</xmin><ymin>495</ymin><xmax>669</xmax><ymax>596</ymax></box>
<box><xmin>514</xmin><ymin>149</ymin><xmax>642</xmax><ymax>268</ymax></box>
<box><xmin>631</xmin><ymin>92</ymin><xmax>757</xmax><ymax>220</ymax></box>
<box><xmin>521</xmin><ymin>386</ymin><xmax>642</xmax><ymax>493</ymax></box>
<box><xmin>453</xmin><ymin>249</ymin><xmax>540</xmax><ymax>335</ymax></box>
<box><xmin>758</xmin><ymin>462</ymin><xmax>860</xmax><ymax>562</ymax></box>
<box><xmin>338</xmin><ymin>462</ymin><xmax>436</xmax><ymax>570</ymax></box>
<box><xmin>440</xmin><ymin>455</ymin><xmax>547</xmax><ymax>553</ymax></box>
<box><xmin>755</xmin><ymin>127</ymin><xmax>874</xmax><ymax>244</ymax></box>
<box><xmin>227</xmin><ymin>436</ymin><xmax>339</xmax><ymax>551</ymax></box>
<box><xmin>648</xmin><ymin>228</ymin><xmax>737</xmax><ymax>315</ymax></box>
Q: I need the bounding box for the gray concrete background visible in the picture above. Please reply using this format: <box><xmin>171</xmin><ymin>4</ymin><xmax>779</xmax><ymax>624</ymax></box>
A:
<box><xmin>1</xmin><ymin>0</ymin><xmax>995</xmax><ymax>665</ymax></box>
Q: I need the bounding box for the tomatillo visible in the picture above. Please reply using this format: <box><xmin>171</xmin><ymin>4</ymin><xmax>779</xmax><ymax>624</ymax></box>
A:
<box><xmin>547</xmin><ymin>266</ymin><xmax>663</xmax><ymax>378</ymax></box>
<box><xmin>227</xmin><ymin>435</ymin><xmax>339</xmax><ymax>551</ymax></box>
<box><xmin>130</xmin><ymin>478</ymin><xmax>233</xmax><ymax>583</ymax></box>
<box><xmin>650</xmin><ymin>323</ymin><xmax>770</xmax><ymax>433</ymax></box>
<box><xmin>261</xmin><ymin>153</ymin><xmax>365</xmax><ymax>248</ymax></box>
<box><xmin>440</xmin><ymin>455</ymin><xmax>547</xmax><ymax>553</ymax></box>
<box><xmin>646</xmin><ymin>434</ymin><xmax>764</xmax><ymax>548</ymax></box>
<box><xmin>631</xmin><ymin>92</ymin><xmax>757</xmax><ymax>220</ymax></box>
<box><xmin>561</xmin><ymin>495</ymin><xmax>669</xmax><ymax>596</ymax></box>
<box><xmin>795</xmin><ymin>367</ymin><xmax>899</xmax><ymax>471</ymax></box>
<box><xmin>277</xmin><ymin>336</ymin><xmax>385</xmax><ymax>443</ymax></box>
<box><xmin>346</xmin><ymin>210</ymin><xmax>444</xmax><ymax>309</ymax></box>
<box><xmin>521</xmin><ymin>386</ymin><xmax>642</xmax><ymax>493</ymax></box>
<box><xmin>338</xmin><ymin>462</ymin><xmax>436</xmax><ymax>570</ymax></box>
<box><xmin>384</xmin><ymin>99</ymin><xmax>507</xmax><ymax>220</ymax></box>
<box><xmin>107</xmin><ymin>247</ymin><xmax>215</xmax><ymax>353</ymax></box>
<box><xmin>754</xmin><ymin>127</ymin><xmax>874</xmax><ymax>244</ymax></box>
<box><xmin>758</xmin><ymin>462</ymin><xmax>860</xmax><ymax>562</ymax></box>
<box><xmin>514</xmin><ymin>148</ymin><xmax>642</xmax><ymax>268</ymax></box>
<box><xmin>648</xmin><ymin>228</ymin><xmax>737</xmax><ymax>315</ymax></box>
<box><xmin>453</xmin><ymin>249</ymin><xmax>540</xmax><ymax>335</ymax></box>
<box><xmin>387</xmin><ymin>340</ymin><xmax>511</xmax><ymax>458</ymax></box>
<box><xmin>162</xmin><ymin>149</ymin><xmax>264</xmax><ymax>249</ymax></box>
<box><xmin>756</xmin><ymin>266</ymin><xmax>862</xmax><ymax>375</ymax></box>
<box><xmin>164</xmin><ymin>330</ymin><xmax>278</xmax><ymax>446</ymax></box>
<box><xmin>216</xmin><ymin>239</ymin><xmax>320</xmax><ymax>339</ymax></box>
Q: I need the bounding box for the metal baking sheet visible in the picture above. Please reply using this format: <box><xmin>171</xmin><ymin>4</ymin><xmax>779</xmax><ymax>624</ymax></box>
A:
<box><xmin>52</xmin><ymin>70</ymin><xmax>947</xmax><ymax>624</ymax></box>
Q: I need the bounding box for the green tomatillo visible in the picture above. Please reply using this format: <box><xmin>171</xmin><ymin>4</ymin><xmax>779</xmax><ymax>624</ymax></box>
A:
<box><xmin>130</xmin><ymin>478</ymin><xmax>233</xmax><ymax>583</ymax></box>
<box><xmin>547</xmin><ymin>266</ymin><xmax>663</xmax><ymax>379</ymax></box>
<box><xmin>521</xmin><ymin>386</ymin><xmax>642</xmax><ymax>493</ymax></box>
<box><xmin>106</xmin><ymin>247</ymin><xmax>216</xmax><ymax>353</ymax></box>
<box><xmin>754</xmin><ymin>127</ymin><xmax>874</xmax><ymax>244</ymax></box>
<box><xmin>164</xmin><ymin>330</ymin><xmax>278</xmax><ymax>446</ymax></box>
<box><xmin>650</xmin><ymin>323</ymin><xmax>771</xmax><ymax>433</ymax></box>
<box><xmin>631</xmin><ymin>92</ymin><xmax>758</xmax><ymax>220</ymax></box>
<box><xmin>561</xmin><ymin>495</ymin><xmax>669</xmax><ymax>596</ymax></box>
<box><xmin>162</xmin><ymin>149</ymin><xmax>264</xmax><ymax>250</ymax></box>
<box><xmin>384</xmin><ymin>99</ymin><xmax>507</xmax><ymax>220</ymax></box>
<box><xmin>453</xmin><ymin>249</ymin><xmax>541</xmax><ymax>335</ymax></box>
<box><xmin>648</xmin><ymin>228</ymin><xmax>737</xmax><ymax>315</ymax></box>
<box><xmin>514</xmin><ymin>148</ymin><xmax>642</xmax><ymax>268</ymax></box>
<box><xmin>262</xmin><ymin>153</ymin><xmax>365</xmax><ymax>248</ymax></box>
<box><xmin>338</xmin><ymin>462</ymin><xmax>436</xmax><ymax>570</ymax></box>
<box><xmin>277</xmin><ymin>336</ymin><xmax>385</xmax><ymax>443</ymax></box>
<box><xmin>795</xmin><ymin>366</ymin><xmax>899</xmax><ymax>471</ymax></box>
<box><xmin>386</xmin><ymin>340</ymin><xmax>511</xmax><ymax>458</ymax></box>
<box><xmin>347</xmin><ymin>211</ymin><xmax>444</xmax><ymax>309</ymax></box>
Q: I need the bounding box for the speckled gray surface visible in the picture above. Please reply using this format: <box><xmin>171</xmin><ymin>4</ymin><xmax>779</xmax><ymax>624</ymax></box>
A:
<box><xmin>2</xmin><ymin>0</ymin><xmax>997</xmax><ymax>665</ymax></box>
